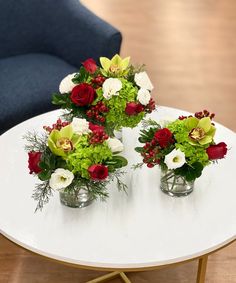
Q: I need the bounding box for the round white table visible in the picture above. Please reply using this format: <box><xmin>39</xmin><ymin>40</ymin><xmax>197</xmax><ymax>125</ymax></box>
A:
<box><xmin>0</xmin><ymin>106</ymin><xmax>235</xmax><ymax>283</ymax></box>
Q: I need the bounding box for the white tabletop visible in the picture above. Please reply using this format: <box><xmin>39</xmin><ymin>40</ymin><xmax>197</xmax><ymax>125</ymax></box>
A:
<box><xmin>0</xmin><ymin>106</ymin><xmax>235</xmax><ymax>270</ymax></box>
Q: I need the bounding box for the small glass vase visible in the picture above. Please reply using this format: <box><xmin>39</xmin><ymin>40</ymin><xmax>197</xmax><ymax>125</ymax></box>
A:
<box><xmin>59</xmin><ymin>187</ymin><xmax>93</xmax><ymax>208</ymax></box>
<box><xmin>160</xmin><ymin>169</ymin><xmax>194</xmax><ymax>197</ymax></box>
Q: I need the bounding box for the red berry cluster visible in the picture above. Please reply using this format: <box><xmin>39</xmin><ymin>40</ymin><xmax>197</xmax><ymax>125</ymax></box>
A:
<box><xmin>91</xmin><ymin>75</ymin><xmax>106</xmax><ymax>88</ymax></box>
<box><xmin>195</xmin><ymin>110</ymin><xmax>215</xmax><ymax>120</ymax></box>
<box><xmin>179</xmin><ymin>110</ymin><xmax>215</xmax><ymax>121</ymax></box>
<box><xmin>145</xmin><ymin>98</ymin><xmax>156</xmax><ymax>113</ymax></box>
<box><xmin>178</xmin><ymin>115</ymin><xmax>188</xmax><ymax>120</ymax></box>
<box><xmin>86</xmin><ymin>101</ymin><xmax>109</xmax><ymax>123</ymax></box>
<box><xmin>89</xmin><ymin>129</ymin><xmax>109</xmax><ymax>144</ymax></box>
<box><xmin>43</xmin><ymin>119</ymin><xmax>69</xmax><ymax>133</ymax></box>
<box><xmin>141</xmin><ymin>139</ymin><xmax>160</xmax><ymax>168</ymax></box>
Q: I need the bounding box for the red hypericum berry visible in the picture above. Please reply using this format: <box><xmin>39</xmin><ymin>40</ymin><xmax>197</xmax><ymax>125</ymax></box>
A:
<box><xmin>194</xmin><ymin>110</ymin><xmax>215</xmax><ymax>120</ymax></box>
<box><xmin>178</xmin><ymin>115</ymin><xmax>187</xmax><ymax>120</ymax></box>
<box><xmin>147</xmin><ymin>163</ymin><xmax>154</xmax><ymax>168</ymax></box>
<box><xmin>43</xmin><ymin>119</ymin><xmax>69</xmax><ymax>133</ymax></box>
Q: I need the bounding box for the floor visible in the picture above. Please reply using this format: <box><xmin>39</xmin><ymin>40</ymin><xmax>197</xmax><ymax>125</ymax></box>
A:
<box><xmin>1</xmin><ymin>0</ymin><xmax>235</xmax><ymax>282</ymax></box>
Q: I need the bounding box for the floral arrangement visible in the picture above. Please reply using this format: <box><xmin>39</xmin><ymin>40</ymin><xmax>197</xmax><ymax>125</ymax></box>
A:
<box><xmin>52</xmin><ymin>54</ymin><xmax>155</xmax><ymax>136</ymax></box>
<box><xmin>25</xmin><ymin>118</ymin><xmax>128</xmax><ymax>211</ymax></box>
<box><xmin>135</xmin><ymin>110</ymin><xmax>228</xmax><ymax>182</ymax></box>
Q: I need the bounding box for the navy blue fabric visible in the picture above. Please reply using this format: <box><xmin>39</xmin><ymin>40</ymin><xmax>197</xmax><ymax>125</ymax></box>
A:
<box><xmin>0</xmin><ymin>0</ymin><xmax>122</xmax><ymax>134</ymax></box>
<box><xmin>0</xmin><ymin>0</ymin><xmax>122</xmax><ymax>67</ymax></box>
<box><xmin>0</xmin><ymin>54</ymin><xmax>76</xmax><ymax>134</ymax></box>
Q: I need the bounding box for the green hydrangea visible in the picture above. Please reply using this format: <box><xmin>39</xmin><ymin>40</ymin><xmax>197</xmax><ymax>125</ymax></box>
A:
<box><xmin>66</xmin><ymin>136</ymin><xmax>113</xmax><ymax>179</ymax></box>
<box><xmin>167</xmin><ymin>120</ymin><xmax>209</xmax><ymax>166</ymax></box>
<box><xmin>96</xmin><ymin>78</ymin><xmax>144</xmax><ymax>129</ymax></box>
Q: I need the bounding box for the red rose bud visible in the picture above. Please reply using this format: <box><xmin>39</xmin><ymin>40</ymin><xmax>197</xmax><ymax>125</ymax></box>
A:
<box><xmin>136</xmin><ymin>103</ymin><xmax>144</xmax><ymax>113</ymax></box>
<box><xmin>125</xmin><ymin>102</ymin><xmax>144</xmax><ymax>116</ymax></box>
<box><xmin>88</xmin><ymin>164</ymin><xmax>108</xmax><ymax>180</ymax></box>
<box><xmin>82</xmin><ymin>58</ymin><xmax>97</xmax><ymax>74</ymax></box>
<box><xmin>28</xmin><ymin>152</ymin><xmax>42</xmax><ymax>174</ymax></box>
<box><xmin>154</xmin><ymin>128</ymin><xmax>174</xmax><ymax>148</ymax></box>
<box><xmin>206</xmin><ymin>142</ymin><xmax>227</xmax><ymax>160</ymax></box>
<box><xmin>70</xmin><ymin>83</ymin><xmax>96</xmax><ymax>106</ymax></box>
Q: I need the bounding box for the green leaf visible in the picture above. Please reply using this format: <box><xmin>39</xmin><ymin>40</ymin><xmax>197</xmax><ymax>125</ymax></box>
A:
<box><xmin>110</xmin><ymin>156</ymin><xmax>128</xmax><ymax>168</ymax></box>
<box><xmin>39</xmin><ymin>161</ymin><xmax>49</xmax><ymax>170</ymax></box>
<box><xmin>38</xmin><ymin>171</ymin><xmax>51</xmax><ymax>181</ymax></box>
<box><xmin>135</xmin><ymin>147</ymin><xmax>144</xmax><ymax>153</ymax></box>
<box><xmin>174</xmin><ymin>162</ymin><xmax>203</xmax><ymax>181</ymax></box>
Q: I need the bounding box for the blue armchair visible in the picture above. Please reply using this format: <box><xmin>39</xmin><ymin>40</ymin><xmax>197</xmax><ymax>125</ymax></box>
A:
<box><xmin>0</xmin><ymin>0</ymin><xmax>122</xmax><ymax>134</ymax></box>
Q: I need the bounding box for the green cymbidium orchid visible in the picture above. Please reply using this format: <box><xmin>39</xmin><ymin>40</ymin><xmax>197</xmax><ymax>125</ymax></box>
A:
<box><xmin>100</xmin><ymin>54</ymin><xmax>130</xmax><ymax>76</ymax></box>
<box><xmin>185</xmin><ymin>117</ymin><xmax>216</xmax><ymax>146</ymax></box>
<box><xmin>47</xmin><ymin>125</ymin><xmax>79</xmax><ymax>157</ymax></box>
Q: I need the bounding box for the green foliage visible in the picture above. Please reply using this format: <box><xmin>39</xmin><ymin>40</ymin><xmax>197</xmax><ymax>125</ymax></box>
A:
<box><xmin>52</xmin><ymin>92</ymin><xmax>73</xmax><ymax>108</ymax></box>
<box><xmin>72</xmin><ymin>67</ymin><xmax>90</xmax><ymax>84</ymax></box>
<box><xmin>105</xmin><ymin>155</ymin><xmax>128</xmax><ymax>172</ymax></box>
<box><xmin>52</xmin><ymin>92</ymin><xmax>88</xmax><ymax>119</ymax></box>
<box><xmin>138</xmin><ymin>127</ymin><xmax>158</xmax><ymax>143</ymax></box>
<box><xmin>174</xmin><ymin>162</ymin><xmax>204</xmax><ymax>181</ymax></box>
<box><xmin>24</xmin><ymin>131</ymin><xmax>47</xmax><ymax>152</ymax></box>
<box><xmin>167</xmin><ymin>119</ymin><xmax>209</xmax><ymax>166</ymax></box>
<box><xmin>104</xmin><ymin>79</ymin><xmax>145</xmax><ymax>129</ymax></box>
<box><xmin>32</xmin><ymin>181</ymin><xmax>53</xmax><ymax>212</ymax></box>
<box><xmin>38</xmin><ymin>149</ymin><xmax>67</xmax><ymax>181</ymax></box>
<box><xmin>66</xmin><ymin>136</ymin><xmax>113</xmax><ymax>179</ymax></box>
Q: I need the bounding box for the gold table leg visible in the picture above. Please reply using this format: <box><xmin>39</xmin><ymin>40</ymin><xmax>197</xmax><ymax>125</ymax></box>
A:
<box><xmin>196</xmin><ymin>256</ymin><xmax>208</xmax><ymax>283</ymax></box>
<box><xmin>86</xmin><ymin>271</ymin><xmax>132</xmax><ymax>283</ymax></box>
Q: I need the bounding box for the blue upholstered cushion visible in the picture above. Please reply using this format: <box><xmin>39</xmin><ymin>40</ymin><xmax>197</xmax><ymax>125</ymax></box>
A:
<box><xmin>0</xmin><ymin>0</ymin><xmax>122</xmax><ymax>67</ymax></box>
<box><xmin>0</xmin><ymin>53</ymin><xmax>76</xmax><ymax>134</ymax></box>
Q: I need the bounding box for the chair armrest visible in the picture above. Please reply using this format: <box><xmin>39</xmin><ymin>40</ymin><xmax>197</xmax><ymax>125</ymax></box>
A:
<box><xmin>0</xmin><ymin>0</ymin><xmax>122</xmax><ymax>66</ymax></box>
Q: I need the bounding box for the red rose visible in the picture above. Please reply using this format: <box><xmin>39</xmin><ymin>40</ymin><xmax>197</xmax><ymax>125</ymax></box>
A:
<box><xmin>70</xmin><ymin>83</ymin><xmax>96</xmax><ymax>106</ymax></box>
<box><xmin>88</xmin><ymin>164</ymin><xmax>108</xmax><ymax>180</ymax></box>
<box><xmin>28</xmin><ymin>152</ymin><xmax>42</xmax><ymax>174</ymax></box>
<box><xmin>82</xmin><ymin>58</ymin><xmax>97</xmax><ymax>74</ymax></box>
<box><xmin>206</xmin><ymin>142</ymin><xmax>227</xmax><ymax>160</ymax></box>
<box><xmin>89</xmin><ymin>122</ymin><xmax>104</xmax><ymax>133</ymax></box>
<box><xmin>125</xmin><ymin>102</ymin><xmax>144</xmax><ymax>116</ymax></box>
<box><xmin>154</xmin><ymin>128</ymin><xmax>174</xmax><ymax>148</ymax></box>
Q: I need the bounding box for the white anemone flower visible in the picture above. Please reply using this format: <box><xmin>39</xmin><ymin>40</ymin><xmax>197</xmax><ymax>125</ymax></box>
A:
<box><xmin>59</xmin><ymin>73</ymin><xmax>77</xmax><ymax>93</ymax></box>
<box><xmin>137</xmin><ymin>88</ymin><xmax>151</xmax><ymax>105</ymax></box>
<box><xmin>164</xmin><ymin>149</ymin><xmax>186</xmax><ymax>170</ymax></box>
<box><xmin>134</xmin><ymin>71</ymin><xmax>154</xmax><ymax>91</ymax></box>
<box><xmin>71</xmin><ymin>117</ymin><xmax>91</xmax><ymax>135</ymax></box>
<box><xmin>106</xmin><ymin>138</ymin><xmax>124</xmax><ymax>153</ymax></box>
<box><xmin>102</xmin><ymin>78</ymin><xmax>122</xmax><ymax>99</ymax></box>
<box><xmin>49</xmin><ymin>168</ymin><xmax>74</xmax><ymax>190</ymax></box>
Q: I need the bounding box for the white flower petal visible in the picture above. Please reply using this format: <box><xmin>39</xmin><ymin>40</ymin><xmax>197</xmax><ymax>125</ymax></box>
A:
<box><xmin>102</xmin><ymin>78</ymin><xmax>122</xmax><ymax>99</ymax></box>
<box><xmin>59</xmin><ymin>73</ymin><xmax>77</xmax><ymax>93</ymax></box>
<box><xmin>49</xmin><ymin>168</ymin><xmax>74</xmax><ymax>190</ymax></box>
<box><xmin>106</xmin><ymin>138</ymin><xmax>124</xmax><ymax>153</ymax></box>
<box><xmin>134</xmin><ymin>71</ymin><xmax>153</xmax><ymax>91</ymax></box>
<box><xmin>137</xmin><ymin>88</ymin><xmax>151</xmax><ymax>105</ymax></box>
<box><xmin>71</xmin><ymin>118</ymin><xmax>91</xmax><ymax>135</ymax></box>
<box><xmin>164</xmin><ymin>149</ymin><xmax>186</xmax><ymax>170</ymax></box>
